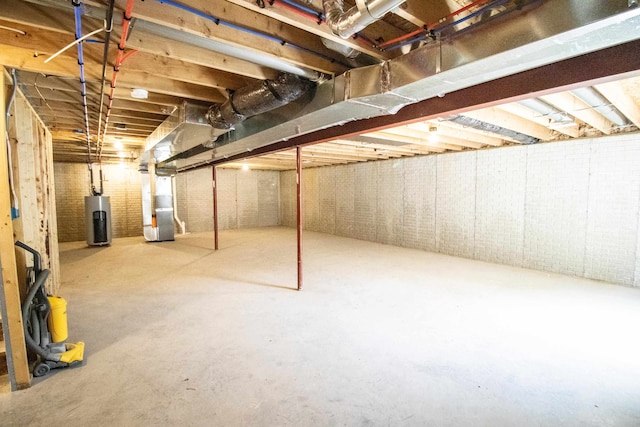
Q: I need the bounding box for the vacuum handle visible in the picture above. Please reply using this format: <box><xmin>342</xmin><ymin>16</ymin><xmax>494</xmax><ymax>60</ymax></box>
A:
<box><xmin>15</xmin><ymin>240</ymin><xmax>42</xmax><ymax>273</ymax></box>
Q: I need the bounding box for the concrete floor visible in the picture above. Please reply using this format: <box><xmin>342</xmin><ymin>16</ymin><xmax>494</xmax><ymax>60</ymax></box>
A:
<box><xmin>1</xmin><ymin>226</ymin><xmax>640</xmax><ymax>426</ymax></box>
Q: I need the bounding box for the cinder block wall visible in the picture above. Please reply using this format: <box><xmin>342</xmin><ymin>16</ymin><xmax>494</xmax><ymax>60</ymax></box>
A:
<box><xmin>281</xmin><ymin>133</ymin><xmax>640</xmax><ymax>287</ymax></box>
<box><xmin>175</xmin><ymin>167</ymin><xmax>279</xmax><ymax>232</ymax></box>
<box><xmin>54</xmin><ymin>162</ymin><xmax>142</xmax><ymax>242</ymax></box>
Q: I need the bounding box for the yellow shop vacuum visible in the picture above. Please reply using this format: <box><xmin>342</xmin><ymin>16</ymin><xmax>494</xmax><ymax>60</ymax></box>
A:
<box><xmin>17</xmin><ymin>241</ymin><xmax>85</xmax><ymax>377</ymax></box>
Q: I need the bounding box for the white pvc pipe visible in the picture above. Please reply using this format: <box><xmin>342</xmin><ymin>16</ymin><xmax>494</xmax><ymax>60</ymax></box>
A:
<box><xmin>171</xmin><ymin>175</ymin><xmax>186</xmax><ymax>235</ymax></box>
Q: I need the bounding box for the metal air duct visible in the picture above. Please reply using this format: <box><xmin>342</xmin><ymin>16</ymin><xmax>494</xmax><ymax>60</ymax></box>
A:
<box><xmin>143</xmin><ymin>0</ymin><xmax>640</xmax><ymax>171</ymax></box>
<box><xmin>323</xmin><ymin>0</ymin><xmax>407</xmax><ymax>39</ymax></box>
<box><xmin>445</xmin><ymin>114</ymin><xmax>540</xmax><ymax>145</ymax></box>
<box><xmin>518</xmin><ymin>98</ymin><xmax>574</xmax><ymax>124</ymax></box>
<box><xmin>201</xmin><ymin>1</ymin><xmax>639</xmax><ymax>161</ymax></box>
<box><xmin>571</xmin><ymin>87</ymin><xmax>628</xmax><ymax>126</ymax></box>
<box><xmin>206</xmin><ymin>73</ymin><xmax>313</xmax><ymax>130</ymax></box>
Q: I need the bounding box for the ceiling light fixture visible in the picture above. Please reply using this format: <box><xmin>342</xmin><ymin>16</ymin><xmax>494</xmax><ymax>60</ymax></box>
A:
<box><xmin>114</xmin><ymin>141</ymin><xmax>123</xmax><ymax>149</ymax></box>
<box><xmin>130</xmin><ymin>88</ymin><xmax>148</xmax><ymax>99</ymax></box>
<box><xmin>241</xmin><ymin>164</ymin><xmax>250</xmax><ymax>171</ymax></box>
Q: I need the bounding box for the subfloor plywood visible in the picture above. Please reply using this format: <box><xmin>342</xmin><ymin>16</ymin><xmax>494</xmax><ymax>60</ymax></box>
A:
<box><xmin>1</xmin><ymin>227</ymin><xmax>639</xmax><ymax>425</ymax></box>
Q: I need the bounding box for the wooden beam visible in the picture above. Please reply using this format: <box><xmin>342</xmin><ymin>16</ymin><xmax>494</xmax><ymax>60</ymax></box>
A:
<box><xmin>332</xmin><ymin>139</ymin><xmax>436</xmax><ymax>155</ymax></box>
<box><xmin>225</xmin><ymin>0</ymin><xmax>388</xmax><ymax>61</ymax></box>
<box><xmin>127</xmin><ymin>30</ymin><xmax>278</xmax><ymax>81</ymax></box>
<box><xmin>0</xmin><ymin>44</ymin><xmax>97</xmax><ymax>79</ymax></box>
<box><xmin>114</xmin><ymin>70</ymin><xmax>226</xmax><ymax>103</ymax></box>
<box><xmin>0</xmin><ymin>0</ymin><xmax>102</xmax><ymax>34</ymax></box>
<box><xmin>595</xmin><ymin>80</ymin><xmax>640</xmax><ymax>128</ymax></box>
<box><xmin>362</xmin><ymin>131</ymin><xmax>448</xmax><ymax>152</ymax></box>
<box><xmin>0</xmin><ymin>44</ymin><xmax>225</xmax><ymax>103</ymax></box>
<box><xmin>462</xmin><ymin>108</ymin><xmax>555</xmax><ymax>141</ymax></box>
<box><xmin>115</xmin><ymin>0</ymin><xmax>346</xmax><ymax>75</ymax></box>
<box><xmin>406</xmin><ymin>123</ymin><xmax>486</xmax><ymax>148</ymax></box>
<box><xmin>379</xmin><ymin>127</ymin><xmax>464</xmax><ymax>150</ymax></box>
<box><xmin>540</xmin><ymin>92</ymin><xmax>614</xmax><ymax>134</ymax></box>
<box><xmin>498</xmin><ymin>102</ymin><xmax>580</xmax><ymax>138</ymax></box>
<box><xmin>426</xmin><ymin>121</ymin><xmax>505</xmax><ymax>147</ymax></box>
<box><xmin>0</xmin><ymin>22</ymin><xmax>249</xmax><ymax>93</ymax></box>
<box><xmin>0</xmin><ymin>67</ymin><xmax>31</xmax><ymax>391</ymax></box>
<box><xmin>122</xmin><ymin>52</ymin><xmax>250</xmax><ymax>92</ymax></box>
<box><xmin>392</xmin><ymin>0</ymin><xmax>455</xmax><ymax>28</ymax></box>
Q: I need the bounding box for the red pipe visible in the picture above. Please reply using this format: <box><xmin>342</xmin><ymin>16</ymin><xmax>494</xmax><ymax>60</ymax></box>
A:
<box><xmin>377</xmin><ymin>27</ymin><xmax>425</xmax><ymax>48</ymax></box>
<box><xmin>296</xmin><ymin>146</ymin><xmax>303</xmax><ymax>291</ymax></box>
<box><xmin>98</xmin><ymin>0</ymin><xmax>136</xmax><ymax>157</ymax></box>
<box><xmin>440</xmin><ymin>0</ymin><xmax>491</xmax><ymax>23</ymax></box>
<box><xmin>212</xmin><ymin>165</ymin><xmax>219</xmax><ymax>251</ymax></box>
<box><xmin>377</xmin><ymin>0</ymin><xmax>492</xmax><ymax>49</ymax></box>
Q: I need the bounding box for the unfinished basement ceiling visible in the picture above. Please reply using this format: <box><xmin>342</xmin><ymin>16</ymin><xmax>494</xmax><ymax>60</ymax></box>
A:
<box><xmin>1</xmin><ymin>0</ymin><xmax>639</xmax><ymax>167</ymax></box>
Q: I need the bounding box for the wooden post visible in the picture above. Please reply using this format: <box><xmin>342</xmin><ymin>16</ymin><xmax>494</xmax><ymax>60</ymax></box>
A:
<box><xmin>0</xmin><ymin>68</ymin><xmax>31</xmax><ymax>390</ymax></box>
<box><xmin>212</xmin><ymin>165</ymin><xmax>218</xmax><ymax>251</ymax></box>
<box><xmin>296</xmin><ymin>146</ymin><xmax>303</xmax><ymax>291</ymax></box>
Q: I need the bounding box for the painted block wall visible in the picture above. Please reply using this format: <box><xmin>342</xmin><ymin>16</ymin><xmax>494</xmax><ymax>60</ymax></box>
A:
<box><xmin>54</xmin><ymin>162</ymin><xmax>142</xmax><ymax>242</ymax></box>
<box><xmin>281</xmin><ymin>133</ymin><xmax>640</xmax><ymax>287</ymax></box>
<box><xmin>175</xmin><ymin>167</ymin><xmax>279</xmax><ymax>233</ymax></box>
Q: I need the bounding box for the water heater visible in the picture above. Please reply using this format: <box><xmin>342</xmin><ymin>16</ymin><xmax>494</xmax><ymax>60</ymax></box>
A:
<box><xmin>85</xmin><ymin>195</ymin><xmax>112</xmax><ymax>246</ymax></box>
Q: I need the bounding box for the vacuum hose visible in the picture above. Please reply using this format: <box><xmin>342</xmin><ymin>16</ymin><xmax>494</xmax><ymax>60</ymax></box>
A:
<box><xmin>21</xmin><ymin>268</ymin><xmax>60</xmax><ymax>362</ymax></box>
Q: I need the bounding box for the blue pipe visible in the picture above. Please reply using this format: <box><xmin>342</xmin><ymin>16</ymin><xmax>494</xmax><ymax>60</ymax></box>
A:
<box><xmin>156</xmin><ymin>0</ymin><xmax>274</xmax><ymax>39</ymax></box>
<box><xmin>383</xmin><ymin>34</ymin><xmax>426</xmax><ymax>52</ymax></box>
<box><xmin>280</xmin><ymin>0</ymin><xmax>325</xmax><ymax>20</ymax></box>
<box><xmin>73</xmin><ymin>1</ymin><xmax>92</xmax><ymax>156</ymax></box>
<box><xmin>435</xmin><ymin>0</ymin><xmax>509</xmax><ymax>33</ymax></box>
<box><xmin>155</xmin><ymin>0</ymin><xmax>341</xmax><ymax>69</ymax></box>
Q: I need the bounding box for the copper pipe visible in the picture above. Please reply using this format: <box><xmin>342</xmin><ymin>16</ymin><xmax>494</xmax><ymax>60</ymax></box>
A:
<box><xmin>212</xmin><ymin>165</ymin><xmax>219</xmax><ymax>251</ymax></box>
<box><xmin>296</xmin><ymin>146</ymin><xmax>303</xmax><ymax>291</ymax></box>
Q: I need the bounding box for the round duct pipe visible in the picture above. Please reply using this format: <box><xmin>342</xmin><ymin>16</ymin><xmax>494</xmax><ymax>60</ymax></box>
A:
<box><xmin>206</xmin><ymin>73</ymin><xmax>313</xmax><ymax>130</ymax></box>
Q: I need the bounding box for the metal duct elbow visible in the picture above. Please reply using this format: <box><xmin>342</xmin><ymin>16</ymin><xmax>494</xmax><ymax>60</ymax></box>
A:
<box><xmin>323</xmin><ymin>0</ymin><xmax>407</xmax><ymax>39</ymax></box>
<box><xmin>446</xmin><ymin>114</ymin><xmax>540</xmax><ymax>145</ymax></box>
<box><xmin>207</xmin><ymin>73</ymin><xmax>312</xmax><ymax>130</ymax></box>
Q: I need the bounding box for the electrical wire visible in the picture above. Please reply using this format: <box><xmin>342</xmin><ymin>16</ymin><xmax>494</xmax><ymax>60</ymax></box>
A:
<box><xmin>44</xmin><ymin>26</ymin><xmax>105</xmax><ymax>64</ymax></box>
<box><xmin>5</xmin><ymin>68</ymin><xmax>20</xmax><ymax>217</ymax></box>
<box><xmin>34</xmin><ymin>73</ymin><xmax>57</xmax><ymax>129</ymax></box>
<box><xmin>0</xmin><ymin>25</ymin><xmax>26</xmax><ymax>35</ymax></box>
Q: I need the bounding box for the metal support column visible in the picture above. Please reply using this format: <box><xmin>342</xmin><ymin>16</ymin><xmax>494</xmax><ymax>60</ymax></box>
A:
<box><xmin>212</xmin><ymin>165</ymin><xmax>219</xmax><ymax>251</ymax></box>
<box><xmin>296</xmin><ymin>146</ymin><xmax>303</xmax><ymax>291</ymax></box>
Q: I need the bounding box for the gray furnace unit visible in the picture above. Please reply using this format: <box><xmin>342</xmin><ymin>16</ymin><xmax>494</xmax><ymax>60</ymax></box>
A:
<box><xmin>85</xmin><ymin>195</ymin><xmax>112</xmax><ymax>246</ymax></box>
